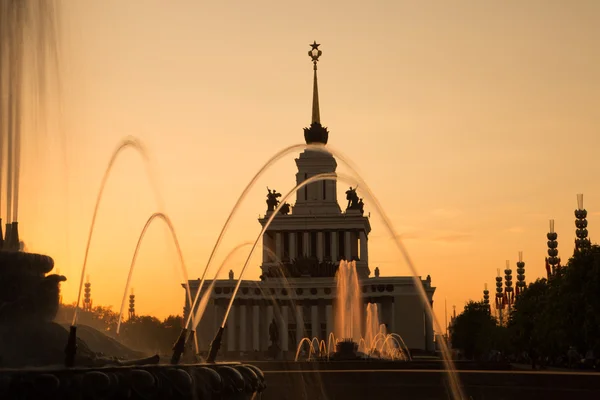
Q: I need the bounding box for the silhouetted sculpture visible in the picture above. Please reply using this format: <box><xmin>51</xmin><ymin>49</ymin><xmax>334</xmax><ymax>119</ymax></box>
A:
<box><xmin>267</xmin><ymin>317</ymin><xmax>281</xmax><ymax>359</ymax></box>
<box><xmin>269</xmin><ymin>318</ymin><xmax>279</xmax><ymax>345</ymax></box>
<box><xmin>266</xmin><ymin>187</ymin><xmax>282</xmax><ymax>212</ymax></box>
<box><xmin>229</xmin><ymin>269</ymin><xmax>234</xmax><ymax>280</ymax></box>
<box><xmin>374</xmin><ymin>266</ymin><xmax>380</xmax><ymax>278</ymax></box>
<box><xmin>345</xmin><ymin>186</ymin><xmax>359</xmax><ymax>210</ymax></box>
<box><xmin>279</xmin><ymin>202</ymin><xmax>291</xmax><ymax>215</ymax></box>
<box><xmin>357</xmin><ymin>198</ymin><xmax>365</xmax><ymax>214</ymax></box>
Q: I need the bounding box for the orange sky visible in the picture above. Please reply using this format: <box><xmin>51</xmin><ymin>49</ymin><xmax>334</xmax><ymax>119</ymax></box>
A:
<box><xmin>12</xmin><ymin>0</ymin><xmax>600</xmax><ymax>329</ymax></box>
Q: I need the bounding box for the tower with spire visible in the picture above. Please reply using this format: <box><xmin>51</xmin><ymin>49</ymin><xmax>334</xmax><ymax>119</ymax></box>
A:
<box><xmin>186</xmin><ymin>42</ymin><xmax>436</xmax><ymax>359</ymax></box>
<box><xmin>257</xmin><ymin>41</ymin><xmax>377</xmax><ymax>279</ymax></box>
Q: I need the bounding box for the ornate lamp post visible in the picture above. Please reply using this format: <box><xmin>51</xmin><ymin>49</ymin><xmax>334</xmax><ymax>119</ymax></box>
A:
<box><xmin>504</xmin><ymin>260</ymin><xmax>514</xmax><ymax>312</ymax></box>
<box><xmin>483</xmin><ymin>284</ymin><xmax>490</xmax><ymax>313</ymax></box>
<box><xmin>516</xmin><ymin>251</ymin><xmax>526</xmax><ymax>297</ymax></box>
<box><xmin>546</xmin><ymin>219</ymin><xmax>560</xmax><ymax>278</ymax></box>
<box><xmin>495</xmin><ymin>268</ymin><xmax>504</xmax><ymax>325</ymax></box>
<box><xmin>575</xmin><ymin>193</ymin><xmax>591</xmax><ymax>252</ymax></box>
<box><xmin>128</xmin><ymin>288</ymin><xmax>136</xmax><ymax>320</ymax></box>
<box><xmin>83</xmin><ymin>275</ymin><xmax>92</xmax><ymax>312</ymax></box>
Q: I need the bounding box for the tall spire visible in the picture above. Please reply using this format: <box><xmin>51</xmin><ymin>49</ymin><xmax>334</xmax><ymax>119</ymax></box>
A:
<box><xmin>310</xmin><ymin>41</ymin><xmax>321</xmax><ymax>124</ymax></box>
<box><xmin>304</xmin><ymin>41</ymin><xmax>329</xmax><ymax>145</ymax></box>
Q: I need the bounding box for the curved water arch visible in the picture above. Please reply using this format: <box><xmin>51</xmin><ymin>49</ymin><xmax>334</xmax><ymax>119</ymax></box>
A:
<box><xmin>310</xmin><ymin>337</ymin><xmax>320</xmax><ymax>360</ymax></box>
<box><xmin>294</xmin><ymin>337</ymin><xmax>316</xmax><ymax>362</ymax></box>
<box><xmin>327</xmin><ymin>332</ymin><xmax>336</xmax><ymax>359</ymax></box>
<box><xmin>191</xmin><ymin>242</ymin><xmax>254</xmax><ymax>331</ymax></box>
<box><xmin>73</xmin><ymin>136</ymin><xmax>165</xmax><ymax>326</ymax></box>
<box><xmin>212</xmin><ymin>164</ymin><xmax>463</xmax><ymax>399</ymax></box>
<box><xmin>183</xmin><ymin>143</ymin><xmax>313</xmax><ymax>331</ymax></box>
<box><xmin>192</xmin><ymin>241</ymin><xmax>303</xmax><ymax>331</ymax></box>
<box><xmin>116</xmin><ymin>212</ymin><xmax>192</xmax><ymax>336</ymax></box>
<box><xmin>220</xmin><ymin>173</ymin><xmax>339</xmax><ymax>327</ymax></box>
<box><xmin>389</xmin><ymin>332</ymin><xmax>412</xmax><ymax>361</ymax></box>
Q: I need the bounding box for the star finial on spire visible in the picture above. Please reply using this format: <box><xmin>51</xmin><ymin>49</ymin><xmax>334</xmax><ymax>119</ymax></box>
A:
<box><xmin>308</xmin><ymin>41</ymin><xmax>322</xmax><ymax>64</ymax></box>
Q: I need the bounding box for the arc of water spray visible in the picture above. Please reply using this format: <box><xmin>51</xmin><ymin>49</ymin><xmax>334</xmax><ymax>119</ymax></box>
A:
<box><xmin>308</xmin><ymin>144</ymin><xmax>462</xmax><ymax>398</ymax></box>
<box><xmin>183</xmin><ymin>143</ymin><xmax>316</xmax><ymax>332</ymax></box>
<box><xmin>116</xmin><ymin>212</ymin><xmax>193</xmax><ymax>338</ymax></box>
<box><xmin>202</xmin><ymin>173</ymin><xmax>338</xmax><ymax>362</ymax></box>
<box><xmin>219</xmin><ymin>173</ymin><xmax>338</xmax><ymax>328</ymax></box>
<box><xmin>206</xmin><ymin>156</ymin><xmax>463</xmax><ymax>399</ymax></box>
<box><xmin>72</xmin><ymin>137</ymin><xmax>165</xmax><ymax>326</ymax></box>
<box><xmin>190</xmin><ymin>242</ymin><xmax>253</xmax><ymax>332</ymax></box>
<box><xmin>193</xmin><ymin>142</ymin><xmax>462</xmax><ymax>397</ymax></box>
<box><xmin>191</xmin><ymin>242</ymin><xmax>296</xmax><ymax>331</ymax></box>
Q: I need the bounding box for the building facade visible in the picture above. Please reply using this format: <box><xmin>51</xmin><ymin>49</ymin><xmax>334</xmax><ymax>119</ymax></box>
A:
<box><xmin>186</xmin><ymin>43</ymin><xmax>435</xmax><ymax>359</ymax></box>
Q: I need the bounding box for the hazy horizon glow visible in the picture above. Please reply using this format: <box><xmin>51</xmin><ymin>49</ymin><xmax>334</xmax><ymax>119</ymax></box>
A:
<box><xmin>8</xmin><ymin>1</ymin><xmax>600</xmax><ymax>328</ymax></box>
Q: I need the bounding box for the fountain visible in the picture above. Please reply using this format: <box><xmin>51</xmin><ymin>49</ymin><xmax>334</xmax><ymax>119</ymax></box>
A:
<box><xmin>0</xmin><ymin>2</ymin><xmax>455</xmax><ymax>395</ymax></box>
<box><xmin>294</xmin><ymin>260</ymin><xmax>411</xmax><ymax>362</ymax></box>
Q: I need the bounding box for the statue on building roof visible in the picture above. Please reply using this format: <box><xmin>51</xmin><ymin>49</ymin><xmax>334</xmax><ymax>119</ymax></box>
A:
<box><xmin>229</xmin><ymin>270</ymin><xmax>234</xmax><ymax>280</ymax></box>
<box><xmin>345</xmin><ymin>186</ymin><xmax>359</xmax><ymax>210</ymax></box>
<box><xmin>357</xmin><ymin>198</ymin><xmax>364</xmax><ymax>214</ymax></box>
<box><xmin>426</xmin><ymin>275</ymin><xmax>431</xmax><ymax>284</ymax></box>
<box><xmin>266</xmin><ymin>187</ymin><xmax>281</xmax><ymax>212</ymax></box>
<box><xmin>279</xmin><ymin>202</ymin><xmax>291</xmax><ymax>215</ymax></box>
<box><xmin>374</xmin><ymin>266</ymin><xmax>380</xmax><ymax>278</ymax></box>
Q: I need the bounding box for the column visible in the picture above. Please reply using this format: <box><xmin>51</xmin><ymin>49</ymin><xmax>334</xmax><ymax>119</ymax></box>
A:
<box><xmin>359</xmin><ymin>231</ymin><xmax>368</xmax><ymax>262</ymax></box>
<box><xmin>289</xmin><ymin>232</ymin><xmax>297</xmax><ymax>259</ymax></box>
<box><xmin>296</xmin><ymin>305</ymin><xmax>304</xmax><ymax>346</ymax></box>
<box><xmin>303</xmin><ymin>232</ymin><xmax>310</xmax><ymax>256</ymax></box>
<box><xmin>253</xmin><ymin>304</ymin><xmax>260</xmax><ymax>351</ymax></box>
<box><xmin>425</xmin><ymin>304</ymin><xmax>434</xmax><ymax>352</ymax></box>
<box><xmin>344</xmin><ymin>231</ymin><xmax>352</xmax><ymax>260</ymax></box>
<box><xmin>389</xmin><ymin>299</ymin><xmax>395</xmax><ymax>334</ymax></box>
<box><xmin>363</xmin><ymin>303</ymin><xmax>368</xmax><ymax>336</ymax></box>
<box><xmin>325</xmin><ymin>304</ymin><xmax>333</xmax><ymax>337</ymax></box>
<box><xmin>239</xmin><ymin>304</ymin><xmax>247</xmax><ymax>351</ymax></box>
<box><xmin>317</xmin><ymin>232</ymin><xmax>324</xmax><ymax>261</ymax></box>
<box><xmin>330</xmin><ymin>231</ymin><xmax>338</xmax><ymax>261</ymax></box>
<box><xmin>227</xmin><ymin>305</ymin><xmax>236</xmax><ymax>351</ymax></box>
<box><xmin>311</xmin><ymin>305</ymin><xmax>319</xmax><ymax>338</ymax></box>
<box><xmin>275</xmin><ymin>232</ymin><xmax>283</xmax><ymax>261</ymax></box>
<box><xmin>281</xmin><ymin>306</ymin><xmax>289</xmax><ymax>351</ymax></box>
<box><xmin>266</xmin><ymin>305</ymin><xmax>274</xmax><ymax>349</ymax></box>
<box><xmin>262</xmin><ymin>233</ymin><xmax>269</xmax><ymax>263</ymax></box>
<box><xmin>214</xmin><ymin>303</ymin><xmax>220</xmax><ymax>335</ymax></box>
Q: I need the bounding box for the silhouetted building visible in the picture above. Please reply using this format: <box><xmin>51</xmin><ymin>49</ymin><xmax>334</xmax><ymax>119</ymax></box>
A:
<box><xmin>186</xmin><ymin>43</ymin><xmax>435</xmax><ymax>358</ymax></box>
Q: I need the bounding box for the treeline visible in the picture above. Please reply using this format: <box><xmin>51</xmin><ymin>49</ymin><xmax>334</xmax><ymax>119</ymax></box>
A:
<box><xmin>451</xmin><ymin>245</ymin><xmax>600</xmax><ymax>368</ymax></box>
<box><xmin>55</xmin><ymin>304</ymin><xmax>183</xmax><ymax>356</ymax></box>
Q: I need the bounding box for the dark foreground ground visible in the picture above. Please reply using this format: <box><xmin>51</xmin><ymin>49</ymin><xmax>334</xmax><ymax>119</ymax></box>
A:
<box><xmin>256</xmin><ymin>360</ymin><xmax>600</xmax><ymax>400</ymax></box>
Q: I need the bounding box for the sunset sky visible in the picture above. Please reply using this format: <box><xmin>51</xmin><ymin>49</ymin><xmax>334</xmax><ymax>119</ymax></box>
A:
<box><xmin>13</xmin><ymin>0</ymin><xmax>600</xmax><ymax>329</ymax></box>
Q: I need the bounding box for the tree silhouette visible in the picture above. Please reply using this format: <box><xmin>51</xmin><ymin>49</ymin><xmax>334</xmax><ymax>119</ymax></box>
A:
<box><xmin>450</xmin><ymin>301</ymin><xmax>498</xmax><ymax>360</ymax></box>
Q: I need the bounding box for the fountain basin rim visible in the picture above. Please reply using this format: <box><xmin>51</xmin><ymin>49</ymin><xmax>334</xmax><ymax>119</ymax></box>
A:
<box><xmin>0</xmin><ymin>361</ymin><xmax>244</xmax><ymax>374</ymax></box>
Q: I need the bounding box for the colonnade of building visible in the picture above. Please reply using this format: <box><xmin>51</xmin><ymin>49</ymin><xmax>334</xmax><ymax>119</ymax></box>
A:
<box><xmin>210</xmin><ymin>297</ymin><xmax>404</xmax><ymax>353</ymax></box>
<box><xmin>262</xmin><ymin>230</ymin><xmax>368</xmax><ymax>263</ymax></box>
